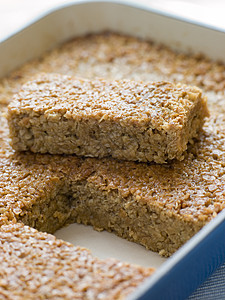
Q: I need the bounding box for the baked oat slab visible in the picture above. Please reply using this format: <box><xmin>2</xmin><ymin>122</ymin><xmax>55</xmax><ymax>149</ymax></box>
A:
<box><xmin>7</xmin><ymin>73</ymin><xmax>208</xmax><ymax>163</ymax></box>
<box><xmin>0</xmin><ymin>105</ymin><xmax>225</xmax><ymax>257</ymax></box>
<box><xmin>0</xmin><ymin>223</ymin><xmax>154</xmax><ymax>299</ymax></box>
<box><xmin>0</xmin><ymin>33</ymin><xmax>225</xmax><ymax>259</ymax></box>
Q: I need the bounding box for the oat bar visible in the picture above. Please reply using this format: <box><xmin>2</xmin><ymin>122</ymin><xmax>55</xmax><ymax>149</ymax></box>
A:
<box><xmin>1</xmin><ymin>33</ymin><xmax>225</xmax><ymax>260</ymax></box>
<box><xmin>0</xmin><ymin>107</ymin><xmax>222</xmax><ymax>257</ymax></box>
<box><xmin>0</xmin><ymin>223</ymin><xmax>154</xmax><ymax>299</ymax></box>
<box><xmin>7</xmin><ymin>73</ymin><xmax>209</xmax><ymax>163</ymax></box>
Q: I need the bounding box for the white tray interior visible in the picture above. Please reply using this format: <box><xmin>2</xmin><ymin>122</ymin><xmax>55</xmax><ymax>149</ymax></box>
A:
<box><xmin>55</xmin><ymin>224</ymin><xmax>165</xmax><ymax>268</ymax></box>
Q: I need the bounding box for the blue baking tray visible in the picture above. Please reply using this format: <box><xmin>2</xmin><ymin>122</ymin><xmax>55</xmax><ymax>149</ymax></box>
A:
<box><xmin>1</xmin><ymin>1</ymin><xmax>225</xmax><ymax>299</ymax></box>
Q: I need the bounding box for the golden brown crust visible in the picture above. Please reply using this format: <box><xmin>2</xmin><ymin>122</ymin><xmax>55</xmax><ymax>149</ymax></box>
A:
<box><xmin>7</xmin><ymin>73</ymin><xmax>208</xmax><ymax>163</ymax></box>
<box><xmin>0</xmin><ymin>223</ymin><xmax>154</xmax><ymax>299</ymax></box>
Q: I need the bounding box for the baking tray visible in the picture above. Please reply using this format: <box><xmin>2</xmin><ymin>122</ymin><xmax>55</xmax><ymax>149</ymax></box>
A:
<box><xmin>1</xmin><ymin>1</ymin><xmax>225</xmax><ymax>299</ymax></box>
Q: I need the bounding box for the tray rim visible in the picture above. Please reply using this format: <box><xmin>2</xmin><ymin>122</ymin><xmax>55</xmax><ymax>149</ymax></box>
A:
<box><xmin>1</xmin><ymin>0</ymin><xmax>225</xmax><ymax>44</ymax></box>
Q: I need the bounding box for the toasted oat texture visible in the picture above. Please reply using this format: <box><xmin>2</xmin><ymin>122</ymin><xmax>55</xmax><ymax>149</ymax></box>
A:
<box><xmin>0</xmin><ymin>223</ymin><xmax>154</xmax><ymax>299</ymax></box>
<box><xmin>1</xmin><ymin>33</ymin><xmax>225</xmax><ymax>258</ymax></box>
<box><xmin>7</xmin><ymin>73</ymin><xmax>208</xmax><ymax>163</ymax></box>
<box><xmin>0</xmin><ymin>106</ymin><xmax>225</xmax><ymax>257</ymax></box>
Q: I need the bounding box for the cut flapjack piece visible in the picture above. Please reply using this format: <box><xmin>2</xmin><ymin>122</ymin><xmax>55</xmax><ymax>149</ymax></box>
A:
<box><xmin>1</xmin><ymin>106</ymin><xmax>225</xmax><ymax>257</ymax></box>
<box><xmin>7</xmin><ymin>73</ymin><xmax>209</xmax><ymax>163</ymax></box>
<box><xmin>0</xmin><ymin>223</ymin><xmax>154</xmax><ymax>299</ymax></box>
